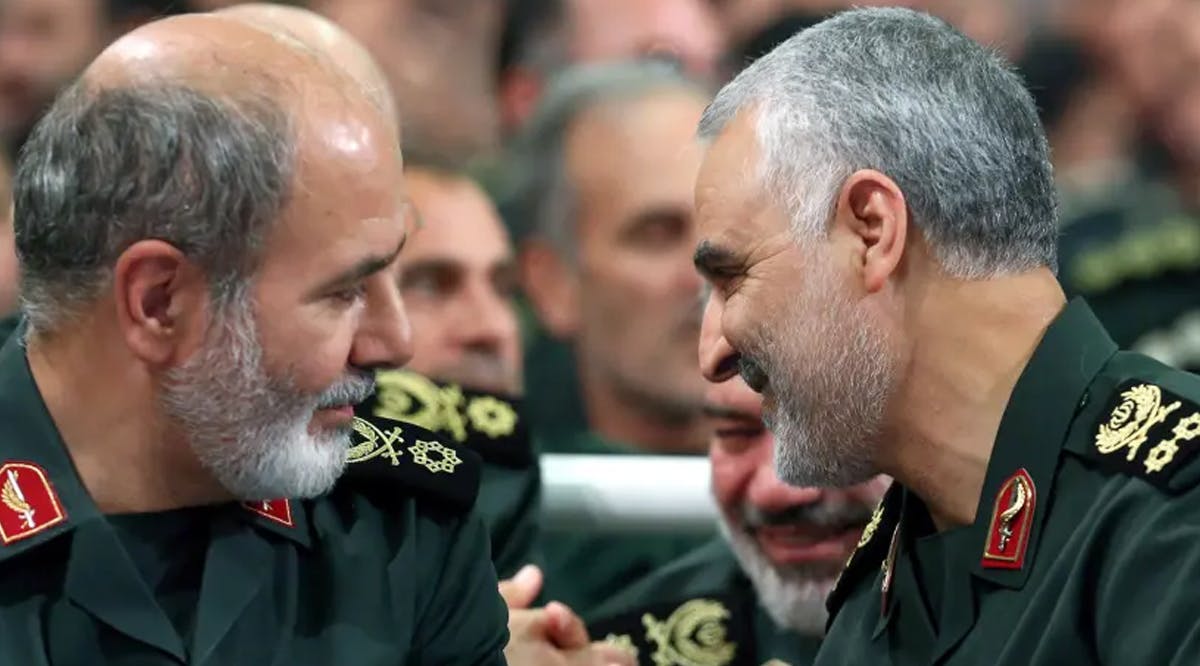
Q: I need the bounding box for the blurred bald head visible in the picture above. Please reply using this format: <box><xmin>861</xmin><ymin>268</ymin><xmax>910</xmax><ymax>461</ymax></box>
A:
<box><xmin>217</xmin><ymin>3</ymin><xmax>397</xmax><ymax>126</ymax></box>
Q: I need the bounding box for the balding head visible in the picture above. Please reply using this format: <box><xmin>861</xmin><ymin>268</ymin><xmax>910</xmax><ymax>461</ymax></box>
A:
<box><xmin>15</xmin><ymin>12</ymin><xmax>403</xmax><ymax>337</ymax></box>
<box><xmin>217</xmin><ymin>3</ymin><xmax>398</xmax><ymax>126</ymax></box>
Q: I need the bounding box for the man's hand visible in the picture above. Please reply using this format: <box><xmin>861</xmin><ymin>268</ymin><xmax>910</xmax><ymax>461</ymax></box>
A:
<box><xmin>500</xmin><ymin>565</ymin><xmax>637</xmax><ymax>666</ymax></box>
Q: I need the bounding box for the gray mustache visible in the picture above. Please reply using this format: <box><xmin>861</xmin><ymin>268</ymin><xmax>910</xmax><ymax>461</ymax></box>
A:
<box><xmin>316</xmin><ymin>371</ymin><xmax>376</xmax><ymax>409</ymax></box>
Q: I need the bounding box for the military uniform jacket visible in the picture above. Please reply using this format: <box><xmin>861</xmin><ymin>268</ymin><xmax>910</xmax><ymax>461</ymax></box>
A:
<box><xmin>819</xmin><ymin>299</ymin><xmax>1200</xmax><ymax>665</ymax></box>
<box><xmin>0</xmin><ymin>336</ymin><xmax>509</xmax><ymax>665</ymax></box>
<box><xmin>588</xmin><ymin>538</ymin><xmax>822</xmax><ymax>666</ymax></box>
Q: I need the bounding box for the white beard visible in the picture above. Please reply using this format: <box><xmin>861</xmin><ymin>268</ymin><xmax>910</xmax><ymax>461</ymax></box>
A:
<box><xmin>718</xmin><ymin>518</ymin><xmax>835</xmax><ymax>637</ymax></box>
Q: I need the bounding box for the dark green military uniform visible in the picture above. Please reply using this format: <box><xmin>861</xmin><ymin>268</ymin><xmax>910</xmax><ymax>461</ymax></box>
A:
<box><xmin>588</xmin><ymin>538</ymin><xmax>822</xmax><ymax>666</ymax></box>
<box><xmin>820</xmin><ymin>299</ymin><xmax>1200</xmax><ymax>665</ymax></box>
<box><xmin>0</xmin><ymin>336</ymin><xmax>508</xmax><ymax>665</ymax></box>
<box><xmin>0</xmin><ymin>312</ymin><xmax>17</xmax><ymax>342</ymax></box>
<box><xmin>363</xmin><ymin>368</ymin><xmax>541</xmax><ymax>580</ymax></box>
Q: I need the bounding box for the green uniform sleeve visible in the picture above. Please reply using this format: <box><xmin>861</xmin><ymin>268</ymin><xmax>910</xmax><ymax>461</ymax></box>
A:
<box><xmin>407</xmin><ymin>509</ymin><xmax>510</xmax><ymax>665</ymax></box>
<box><xmin>1096</xmin><ymin>485</ymin><xmax>1200</xmax><ymax>665</ymax></box>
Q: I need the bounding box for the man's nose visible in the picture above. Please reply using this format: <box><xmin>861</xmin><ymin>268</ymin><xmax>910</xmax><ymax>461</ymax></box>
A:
<box><xmin>699</xmin><ymin>294</ymin><xmax>739</xmax><ymax>382</ymax></box>
<box><xmin>351</xmin><ymin>281</ymin><xmax>414</xmax><ymax>370</ymax></box>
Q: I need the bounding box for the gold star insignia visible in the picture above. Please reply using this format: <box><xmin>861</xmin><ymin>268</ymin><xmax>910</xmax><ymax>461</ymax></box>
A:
<box><xmin>407</xmin><ymin>440</ymin><xmax>463</xmax><ymax>474</ymax></box>
<box><xmin>466</xmin><ymin>395</ymin><xmax>518</xmax><ymax>438</ymax></box>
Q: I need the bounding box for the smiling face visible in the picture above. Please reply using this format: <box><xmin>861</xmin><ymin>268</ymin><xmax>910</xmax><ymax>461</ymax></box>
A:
<box><xmin>694</xmin><ymin>110</ymin><xmax>901</xmax><ymax>489</ymax></box>
<box><xmin>160</xmin><ymin>89</ymin><xmax>414</xmax><ymax>501</ymax></box>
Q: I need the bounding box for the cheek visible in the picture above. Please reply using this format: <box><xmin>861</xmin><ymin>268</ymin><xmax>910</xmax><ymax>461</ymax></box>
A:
<box><xmin>710</xmin><ymin>447</ymin><xmax>753</xmax><ymax>512</ymax></box>
<box><xmin>255</xmin><ymin>301</ymin><xmax>359</xmax><ymax>392</ymax></box>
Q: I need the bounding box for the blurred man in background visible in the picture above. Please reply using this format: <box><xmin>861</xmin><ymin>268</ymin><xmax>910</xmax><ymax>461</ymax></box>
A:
<box><xmin>498</xmin><ymin>0</ymin><xmax>725</xmax><ymax>134</ymax></box>
<box><xmin>514</xmin><ymin>62</ymin><xmax>712</xmax><ymax>457</ymax></box>
<box><xmin>588</xmin><ymin>367</ymin><xmax>888</xmax><ymax>664</ymax></box>
<box><xmin>509</xmin><ymin>60</ymin><xmax>716</xmax><ymax>616</ymax></box>
<box><xmin>0</xmin><ymin>0</ymin><xmax>182</xmax><ymax>157</ymax></box>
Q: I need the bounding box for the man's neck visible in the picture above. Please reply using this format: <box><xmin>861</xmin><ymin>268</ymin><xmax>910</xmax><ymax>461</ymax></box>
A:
<box><xmin>882</xmin><ymin>269</ymin><xmax>1066</xmax><ymax>531</ymax></box>
<box><xmin>578</xmin><ymin>371</ymin><xmax>709</xmax><ymax>454</ymax></box>
<box><xmin>25</xmin><ymin>323</ymin><xmax>228</xmax><ymax>514</ymax></box>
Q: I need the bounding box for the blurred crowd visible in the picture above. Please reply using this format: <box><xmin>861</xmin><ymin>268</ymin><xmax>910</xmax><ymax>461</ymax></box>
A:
<box><xmin>0</xmin><ymin>0</ymin><xmax>1197</xmax><ymax>661</ymax></box>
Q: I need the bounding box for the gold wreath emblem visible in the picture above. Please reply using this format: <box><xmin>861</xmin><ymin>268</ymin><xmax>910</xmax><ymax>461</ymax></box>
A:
<box><xmin>1095</xmin><ymin>384</ymin><xmax>1181</xmax><ymax>461</ymax></box>
<box><xmin>857</xmin><ymin>500</ymin><xmax>885</xmax><ymax>549</ymax></box>
<box><xmin>408</xmin><ymin>440</ymin><xmax>463</xmax><ymax>474</ymax></box>
<box><xmin>348</xmin><ymin>417</ymin><xmax>405</xmax><ymax>466</ymax></box>
<box><xmin>374</xmin><ymin>370</ymin><xmax>470</xmax><ymax>442</ymax></box>
<box><xmin>643</xmin><ymin>599</ymin><xmax>736</xmax><ymax>666</ymax></box>
<box><xmin>466</xmin><ymin>396</ymin><xmax>518</xmax><ymax>438</ymax></box>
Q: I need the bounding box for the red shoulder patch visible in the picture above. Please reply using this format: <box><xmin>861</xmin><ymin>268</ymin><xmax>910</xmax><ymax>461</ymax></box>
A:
<box><xmin>981</xmin><ymin>468</ymin><xmax>1036</xmax><ymax>570</ymax></box>
<box><xmin>0</xmin><ymin>462</ymin><xmax>68</xmax><ymax>545</ymax></box>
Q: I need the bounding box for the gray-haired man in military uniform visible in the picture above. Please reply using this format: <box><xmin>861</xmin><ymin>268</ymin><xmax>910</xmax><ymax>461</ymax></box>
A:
<box><xmin>693</xmin><ymin>7</ymin><xmax>1200</xmax><ymax>665</ymax></box>
<box><xmin>0</xmin><ymin>13</ymin><xmax>508</xmax><ymax>664</ymax></box>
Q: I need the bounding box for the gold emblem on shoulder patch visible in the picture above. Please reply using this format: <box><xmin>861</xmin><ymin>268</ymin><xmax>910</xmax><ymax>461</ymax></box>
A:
<box><xmin>1144</xmin><ymin>413</ymin><xmax>1200</xmax><ymax>474</ymax></box>
<box><xmin>407</xmin><ymin>440</ymin><xmax>463</xmax><ymax>474</ymax></box>
<box><xmin>466</xmin><ymin>395</ymin><xmax>518</xmax><ymax>438</ymax></box>
<box><xmin>643</xmin><ymin>599</ymin><xmax>736</xmax><ymax>666</ymax></box>
<box><xmin>1096</xmin><ymin>384</ymin><xmax>1181</xmax><ymax>461</ymax></box>
<box><xmin>348</xmin><ymin>417</ymin><xmax>405</xmax><ymax>466</ymax></box>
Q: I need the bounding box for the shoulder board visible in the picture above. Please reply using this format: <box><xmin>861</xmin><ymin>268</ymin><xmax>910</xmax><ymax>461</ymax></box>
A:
<box><xmin>363</xmin><ymin>370</ymin><xmax>533</xmax><ymax>469</ymax></box>
<box><xmin>1079</xmin><ymin>379</ymin><xmax>1200</xmax><ymax>493</ymax></box>
<box><xmin>589</xmin><ymin>592</ymin><xmax>758</xmax><ymax>666</ymax></box>
<box><xmin>825</xmin><ymin>482</ymin><xmax>901</xmax><ymax>629</ymax></box>
<box><xmin>339</xmin><ymin>411</ymin><xmax>482</xmax><ymax>514</ymax></box>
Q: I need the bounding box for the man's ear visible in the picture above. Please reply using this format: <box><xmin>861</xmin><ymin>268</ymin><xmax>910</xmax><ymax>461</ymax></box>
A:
<box><xmin>518</xmin><ymin>239</ymin><xmax>581</xmax><ymax>340</ymax></box>
<box><xmin>831</xmin><ymin>169</ymin><xmax>908</xmax><ymax>293</ymax></box>
<box><xmin>112</xmin><ymin>240</ymin><xmax>210</xmax><ymax>366</ymax></box>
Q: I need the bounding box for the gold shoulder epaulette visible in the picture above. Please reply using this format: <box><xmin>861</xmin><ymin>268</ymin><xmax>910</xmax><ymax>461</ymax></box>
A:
<box><xmin>366</xmin><ymin>370</ymin><xmax>533</xmax><ymax>469</ymax></box>
<box><xmin>1086</xmin><ymin>380</ymin><xmax>1200</xmax><ymax>493</ymax></box>
<box><xmin>341</xmin><ymin>411</ymin><xmax>482</xmax><ymax>513</ymax></box>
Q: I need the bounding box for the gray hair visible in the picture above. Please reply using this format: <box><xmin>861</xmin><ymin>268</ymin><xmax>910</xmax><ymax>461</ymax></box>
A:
<box><xmin>698</xmin><ymin>7</ymin><xmax>1058</xmax><ymax>278</ymax></box>
<box><xmin>13</xmin><ymin>77</ymin><xmax>296</xmax><ymax>335</ymax></box>
<box><xmin>510</xmin><ymin>60</ymin><xmax>711</xmax><ymax>260</ymax></box>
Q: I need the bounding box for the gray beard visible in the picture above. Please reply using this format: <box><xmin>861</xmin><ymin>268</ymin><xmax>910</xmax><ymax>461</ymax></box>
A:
<box><xmin>158</xmin><ymin>294</ymin><xmax>372</xmax><ymax>500</ymax></box>
<box><xmin>752</xmin><ymin>257</ymin><xmax>895</xmax><ymax>488</ymax></box>
<box><xmin>717</xmin><ymin>518</ymin><xmax>833</xmax><ymax>636</ymax></box>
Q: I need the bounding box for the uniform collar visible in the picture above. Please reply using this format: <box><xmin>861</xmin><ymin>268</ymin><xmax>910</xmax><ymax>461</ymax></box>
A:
<box><xmin>969</xmin><ymin>298</ymin><xmax>1117</xmax><ymax>588</ymax></box>
<box><xmin>0</xmin><ymin>333</ymin><xmax>103</xmax><ymax>561</ymax></box>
